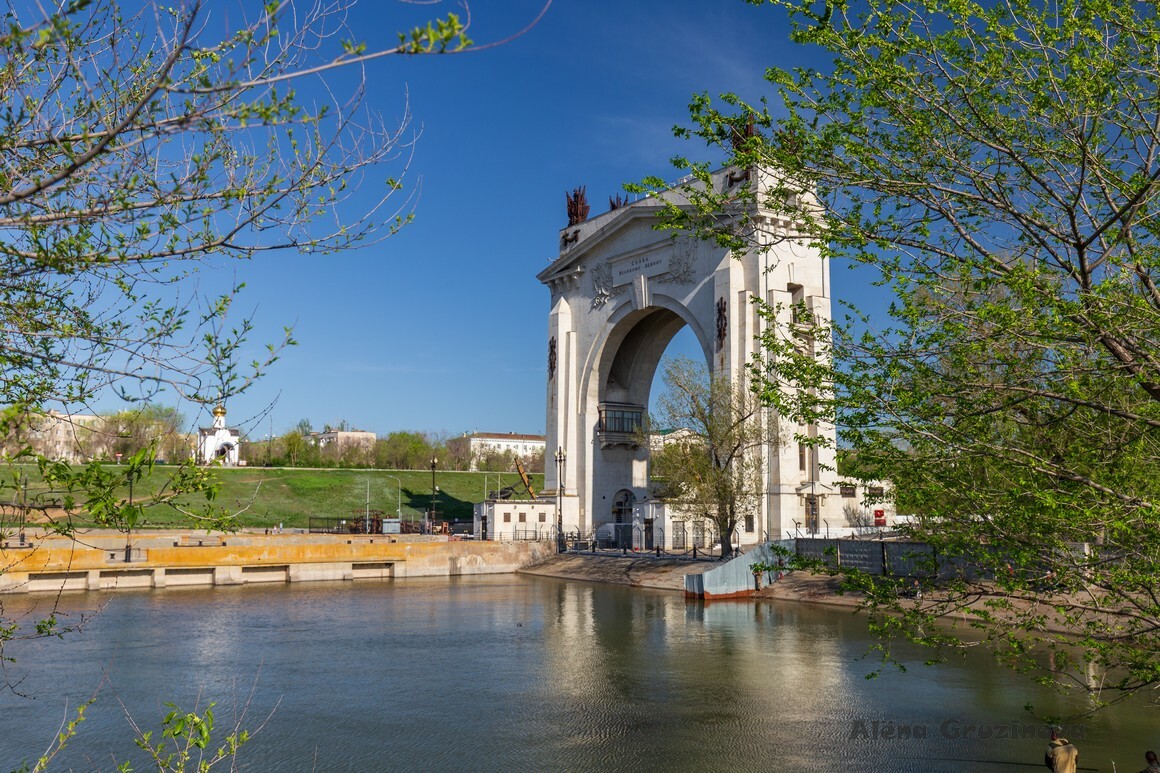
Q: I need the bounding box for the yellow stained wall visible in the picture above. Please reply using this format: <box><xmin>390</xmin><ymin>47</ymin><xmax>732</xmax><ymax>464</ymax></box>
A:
<box><xmin>0</xmin><ymin>535</ymin><xmax>554</xmax><ymax>593</ymax></box>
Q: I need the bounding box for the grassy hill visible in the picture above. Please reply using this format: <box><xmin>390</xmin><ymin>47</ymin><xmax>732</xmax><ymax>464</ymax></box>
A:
<box><xmin>205</xmin><ymin>467</ymin><xmax>546</xmax><ymax>529</ymax></box>
<box><xmin>14</xmin><ymin>466</ymin><xmax>545</xmax><ymax>531</ymax></box>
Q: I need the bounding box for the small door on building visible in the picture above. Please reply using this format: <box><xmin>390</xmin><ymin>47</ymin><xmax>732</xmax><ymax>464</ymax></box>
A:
<box><xmin>613</xmin><ymin>489</ymin><xmax>634</xmax><ymax>549</ymax></box>
<box><xmin>806</xmin><ymin>494</ymin><xmax>819</xmax><ymax>534</ymax></box>
<box><xmin>644</xmin><ymin>519</ymin><xmax>654</xmax><ymax>551</ymax></box>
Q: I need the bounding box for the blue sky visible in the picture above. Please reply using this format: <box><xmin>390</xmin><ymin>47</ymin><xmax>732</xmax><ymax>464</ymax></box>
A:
<box><xmin>171</xmin><ymin>0</ymin><xmax>883</xmax><ymax>439</ymax></box>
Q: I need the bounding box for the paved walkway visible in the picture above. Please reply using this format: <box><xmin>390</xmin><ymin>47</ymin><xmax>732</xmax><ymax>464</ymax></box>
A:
<box><xmin>519</xmin><ymin>553</ymin><xmax>716</xmax><ymax>591</ymax></box>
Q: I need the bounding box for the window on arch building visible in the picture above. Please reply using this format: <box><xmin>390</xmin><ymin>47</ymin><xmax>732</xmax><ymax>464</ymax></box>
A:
<box><xmin>598</xmin><ymin>403</ymin><xmax>643</xmax><ymax>434</ymax></box>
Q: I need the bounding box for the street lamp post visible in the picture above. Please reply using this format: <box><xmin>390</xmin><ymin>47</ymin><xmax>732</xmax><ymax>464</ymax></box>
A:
<box><xmin>809</xmin><ymin>479</ymin><xmax>818</xmax><ymax>536</ymax></box>
<box><xmin>124</xmin><ymin>475</ymin><xmax>133</xmax><ymax>563</ymax></box>
<box><xmin>555</xmin><ymin>447</ymin><xmax>566</xmax><ymax>553</ymax></box>
<box><xmin>429</xmin><ymin>457</ymin><xmax>437</xmax><ymax>535</ymax></box>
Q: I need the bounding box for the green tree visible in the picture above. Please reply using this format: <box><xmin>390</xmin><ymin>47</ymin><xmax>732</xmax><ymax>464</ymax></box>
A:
<box><xmin>647</xmin><ymin>358</ymin><xmax>767</xmax><ymax>560</ymax></box>
<box><xmin>519</xmin><ymin>451</ymin><xmax>545</xmax><ymax>475</ymax></box>
<box><xmin>318</xmin><ymin>436</ymin><xmax>375</xmax><ymax>468</ymax></box>
<box><xmin>105</xmin><ymin>405</ymin><xmax>187</xmax><ymax>462</ymax></box>
<box><xmin>377</xmin><ymin>431</ymin><xmax>434</xmax><ymax>470</ymax></box>
<box><xmin>0</xmin><ymin>0</ymin><xmax>488</xmax><ymax>700</ymax></box>
<box><xmin>477</xmin><ymin>448</ymin><xmax>518</xmax><ymax>473</ymax></box>
<box><xmin>443</xmin><ymin>434</ymin><xmax>473</xmax><ymax>471</ymax></box>
<box><xmin>281</xmin><ymin>430</ymin><xmax>308</xmax><ymax>467</ymax></box>
<box><xmin>0</xmin><ymin>2</ymin><xmax>470</xmax><ymax>414</ymax></box>
<box><xmin>648</xmin><ymin>0</ymin><xmax>1160</xmax><ymax>701</ymax></box>
<box><xmin>0</xmin><ymin>0</ymin><xmax>543</xmax><ymax>762</ymax></box>
<box><xmin>0</xmin><ymin>0</ymin><xmax>473</xmax><ymax>510</ymax></box>
<box><xmin>16</xmin><ymin>696</ymin><xmax>258</xmax><ymax>773</ymax></box>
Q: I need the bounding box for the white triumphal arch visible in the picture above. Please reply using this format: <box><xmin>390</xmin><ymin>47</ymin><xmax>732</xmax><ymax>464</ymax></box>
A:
<box><xmin>538</xmin><ymin>168</ymin><xmax>872</xmax><ymax>551</ymax></box>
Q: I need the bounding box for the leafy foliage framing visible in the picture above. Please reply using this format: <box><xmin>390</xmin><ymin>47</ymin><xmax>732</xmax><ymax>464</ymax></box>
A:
<box><xmin>635</xmin><ymin>0</ymin><xmax>1160</xmax><ymax>706</ymax></box>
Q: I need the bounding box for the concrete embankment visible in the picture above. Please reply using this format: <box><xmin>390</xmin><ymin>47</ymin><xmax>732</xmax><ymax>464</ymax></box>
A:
<box><xmin>2</xmin><ymin>530</ymin><xmax>857</xmax><ymax>608</ymax></box>
<box><xmin>0</xmin><ymin>530</ymin><xmax>555</xmax><ymax>594</ymax></box>
<box><xmin>519</xmin><ymin>553</ymin><xmax>716</xmax><ymax>591</ymax></box>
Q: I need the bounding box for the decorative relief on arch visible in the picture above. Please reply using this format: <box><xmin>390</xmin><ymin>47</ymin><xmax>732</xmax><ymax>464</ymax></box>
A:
<box><xmin>548</xmin><ymin>337</ymin><xmax>557</xmax><ymax>380</ymax></box>
<box><xmin>657</xmin><ymin>235</ymin><xmax>696</xmax><ymax>285</ymax></box>
<box><xmin>590</xmin><ymin>261</ymin><xmax>624</xmax><ymax>310</ymax></box>
<box><xmin>716</xmin><ymin>296</ymin><xmax>728</xmax><ymax>352</ymax></box>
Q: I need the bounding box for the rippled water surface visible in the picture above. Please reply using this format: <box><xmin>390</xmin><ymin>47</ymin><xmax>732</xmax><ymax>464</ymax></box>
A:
<box><xmin>0</xmin><ymin>575</ymin><xmax>1154</xmax><ymax>771</ymax></box>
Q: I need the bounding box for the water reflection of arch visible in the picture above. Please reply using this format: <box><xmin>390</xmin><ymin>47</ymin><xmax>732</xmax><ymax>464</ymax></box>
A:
<box><xmin>682</xmin><ymin>599</ymin><xmax>859</xmax><ymax>713</ymax></box>
<box><xmin>544</xmin><ymin>581</ymin><xmax>670</xmax><ymax>702</ymax></box>
<box><xmin>539</xmin><ymin>578</ymin><xmax>857</xmax><ymax>717</ymax></box>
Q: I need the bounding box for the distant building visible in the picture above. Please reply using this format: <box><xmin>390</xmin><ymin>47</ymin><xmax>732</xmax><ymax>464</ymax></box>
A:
<box><xmin>15</xmin><ymin>411</ymin><xmax>109</xmax><ymax>463</ymax></box>
<box><xmin>462</xmin><ymin>432</ymin><xmax>545</xmax><ymax>471</ymax></box>
<box><xmin>197</xmin><ymin>406</ymin><xmax>241</xmax><ymax>466</ymax></box>
<box><xmin>4</xmin><ymin>409</ymin><xmax>195</xmax><ymax>465</ymax></box>
<box><xmin>649</xmin><ymin>427</ymin><xmax>699</xmax><ymax>451</ymax></box>
<box><xmin>309</xmin><ymin>429</ymin><xmax>376</xmax><ymax>450</ymax></box>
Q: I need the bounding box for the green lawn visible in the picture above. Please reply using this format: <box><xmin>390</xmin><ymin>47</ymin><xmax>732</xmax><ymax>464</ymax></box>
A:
<box><xmin>11</xmin><ymin>465</ymin><xmax>544</xmax><ymax>530</ymax></box>
<box><xmin>203</xmin><ymin>467</ymin><xmax>545</xmax><ymax>528</ymax></box>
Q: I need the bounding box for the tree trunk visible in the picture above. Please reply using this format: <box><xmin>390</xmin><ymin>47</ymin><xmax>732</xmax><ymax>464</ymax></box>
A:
<box><xmin>717</xmin><ymin>516</ymin><xmax>735</xmax><ymax>560</ymax></box>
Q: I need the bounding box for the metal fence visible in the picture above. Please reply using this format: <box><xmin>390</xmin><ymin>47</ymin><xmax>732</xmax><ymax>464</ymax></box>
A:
<box><xmin>557</xmin><ymin>526</ymin><xmax>726</xmax><ymax>561</ymax></box>
<box><xmin>472</xmin><ymin>520</ymin><xmax>735</xmax><ymax>562</ymax></box>
<box><xmin>481</xmin><ymin>526</ymin><xmax>553</xmax><ymax>542</ymax></box>
<box><xmin>793</xmin><ymin>537</ymin><xmax>1037</xmax><ymax>581</ymax></box>
<box><xmin>308</xmin><ymin>516</ymin><xmax>430</xmax><ymax>535</ymax></box>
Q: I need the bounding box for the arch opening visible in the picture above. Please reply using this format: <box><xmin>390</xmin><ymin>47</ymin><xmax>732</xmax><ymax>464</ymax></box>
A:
<box><xmin>646</xmin><ymin>324</ymin><xmax>706</xmax><ymax>419</ymax></box>
<box><xmin>593</xmin><ymin>305</ymin><xmax>708</xmax><ymax>450</ymax></box>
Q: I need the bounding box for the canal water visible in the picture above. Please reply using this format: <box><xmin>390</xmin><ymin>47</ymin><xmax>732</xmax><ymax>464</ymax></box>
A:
<box><xmin>0</xmin><ymin>575</ymin><xmax>1155</xmax><ymax>772</ymax></box>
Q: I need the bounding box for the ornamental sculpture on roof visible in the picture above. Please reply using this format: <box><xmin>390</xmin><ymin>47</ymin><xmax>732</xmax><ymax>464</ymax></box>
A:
<box><xmin>566</xmin><ymin>186</ymin><xmax>590</xmax><ymax>226</ymax></box>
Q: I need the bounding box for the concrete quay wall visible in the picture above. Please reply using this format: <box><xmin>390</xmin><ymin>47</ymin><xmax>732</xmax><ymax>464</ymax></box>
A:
<box><xmin>0</xmin><ymin>532</ymin><xmax>554</xmax><ymax>594</ymax></box>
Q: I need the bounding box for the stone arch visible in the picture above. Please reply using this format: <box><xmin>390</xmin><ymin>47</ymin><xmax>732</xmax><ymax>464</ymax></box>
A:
<box><xmin>539</xmin><ymin>168</ymin><xmax>841</xmax><ymax>547</ymax></box>
<box><xmin>579</xmin><ymin>295</ymin><xmax>711</xmax><ymax>422</ymax></box>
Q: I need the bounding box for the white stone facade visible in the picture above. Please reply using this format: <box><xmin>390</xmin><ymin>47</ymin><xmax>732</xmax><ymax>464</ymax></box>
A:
<box><xmin>310</xmin><ymin>429</ymin><xmax>377</xmax><ymax>450</ymax></box>
<box><xmin>538</xmin><ymin>168</ymin><xmax>893</xmax><ymax>550</ymax></box>
<box><xmin>197</xmin><ymin>406</ymin><xmax>240</xmax><ymax>466</ymax></box>
<box><xmin>463</xmin><ymin>432</ymin><xmax>545</xmax><ymax>471</ymax></box>
<box><xmin>472</xmin><ymin>499</ymin><xmax>554</xmax><ymax>541</ymax></box>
